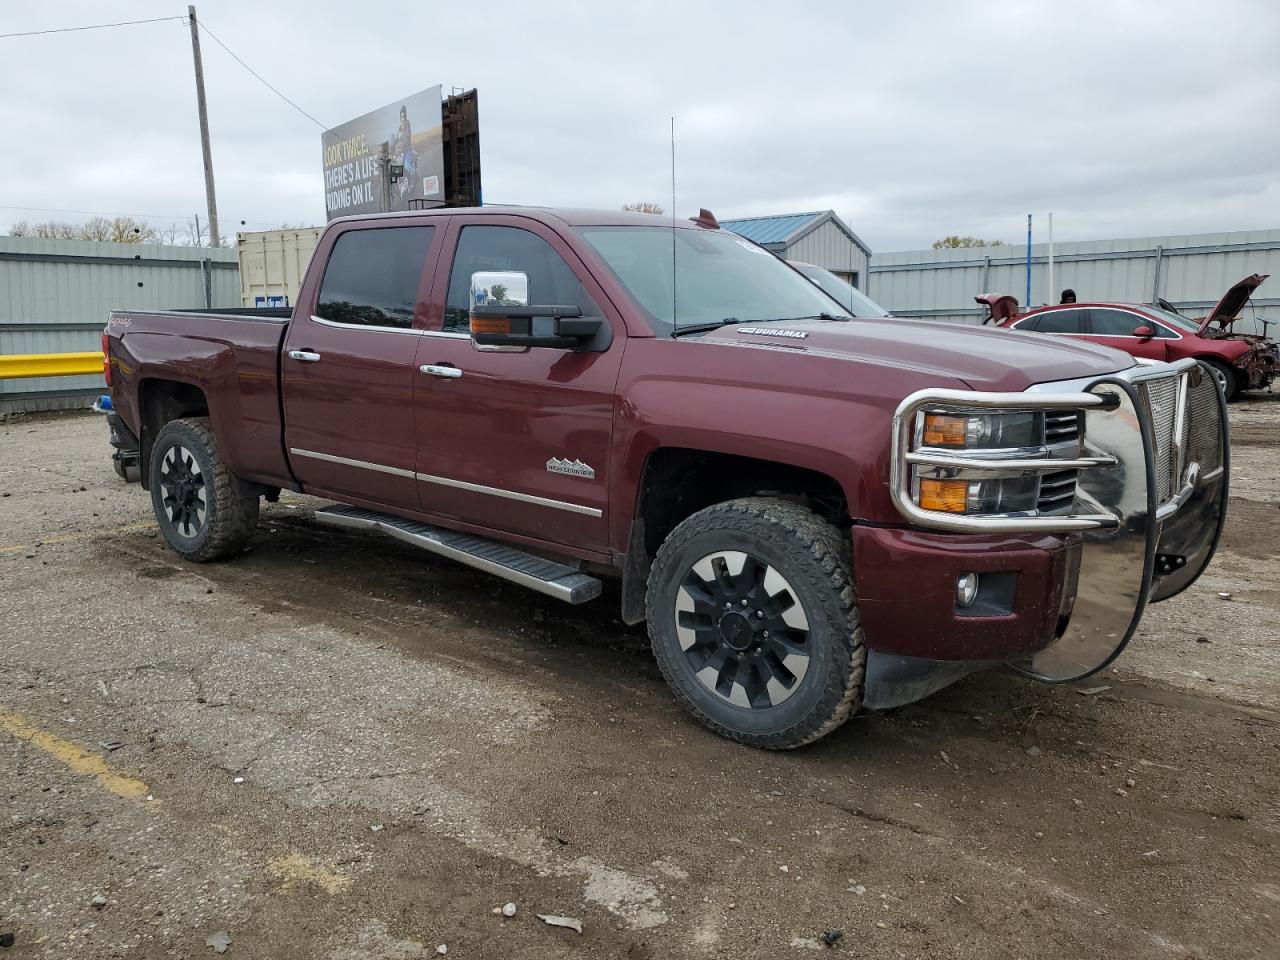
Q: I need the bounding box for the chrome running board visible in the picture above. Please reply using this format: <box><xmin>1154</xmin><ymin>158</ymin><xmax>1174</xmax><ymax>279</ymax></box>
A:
<box><xmin>314</xmin><ymin>504</ymin><xmax>602</xmax><ymax>605</ymax></box>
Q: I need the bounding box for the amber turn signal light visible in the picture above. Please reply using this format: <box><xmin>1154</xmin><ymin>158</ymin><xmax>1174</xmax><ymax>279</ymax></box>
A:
<box><xmin>918</xmin><ymin>478</ymin><xmax>968</xmax><ymax>513</ymax></box>
<box><xmin>470</xmin><ymin>315</ymin><xmax>511</xmax><ymax>335</ymax></box>
<box><xmin>922</xmin><ymin>413</ymin><xmax>967</xmax><ymax>447</ymax></box>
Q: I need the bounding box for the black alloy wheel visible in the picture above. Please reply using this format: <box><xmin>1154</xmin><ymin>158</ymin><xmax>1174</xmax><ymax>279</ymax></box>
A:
<box><xmin>158</xmin><ymin>444</ymin><xmax>207</xmax><ymax>537</ymax></box>
<box><xmin>675</xmin><ymin>549</ymin><xmax>812</xmax><ymax>709</ymax></box>
<box><xmin>148</xmin><ymin>417</ymin><xmax>258</xmax><ymax>562</ymax></box>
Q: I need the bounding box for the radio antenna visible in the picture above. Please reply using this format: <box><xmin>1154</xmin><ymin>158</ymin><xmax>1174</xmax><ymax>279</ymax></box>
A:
<box><xmin>670</xmin><ymin>115</ymin><xmax>677</xmax><ymax>334</ymax></box>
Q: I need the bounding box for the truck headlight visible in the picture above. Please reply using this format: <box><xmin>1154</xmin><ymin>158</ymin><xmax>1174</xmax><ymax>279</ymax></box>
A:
<box><xmin>921</xmin><ymin>411</ymin><xmax>1040</xmax><ymax>450</ymax></box>
<box><xmin>917</xmin><ymin>475</ymin><xmax>1040</xmax><ymax>515</ymax></box>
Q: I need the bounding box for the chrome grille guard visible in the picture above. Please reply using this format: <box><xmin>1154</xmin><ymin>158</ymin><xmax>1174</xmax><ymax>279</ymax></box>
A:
<box><xmin>890</xmin><ymin>358</ymin><xmax>1224</xmax><ymax>536</ymax></box>
<box><xmin>889</xmin><ymin>357</ymin><xmax>1229</xmax><ymax>683</ymax></box>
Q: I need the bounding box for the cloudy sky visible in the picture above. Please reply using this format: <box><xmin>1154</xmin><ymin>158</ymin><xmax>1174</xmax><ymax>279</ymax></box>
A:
<box><xmin>2</xmin><ymin>0</ymin><xmax>1278</xmax><ymax>251</ymax></box>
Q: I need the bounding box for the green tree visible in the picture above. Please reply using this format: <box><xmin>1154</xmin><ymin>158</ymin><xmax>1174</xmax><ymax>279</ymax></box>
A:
<box><xmin>488</xmin><ymin>283</ymin><xmax>508</xmax><ymax>303</ymax></box>
<box><xmin>932</xmin><ymin>235</ymin><xmax>1006</xmax><ymax>249</ymax></box>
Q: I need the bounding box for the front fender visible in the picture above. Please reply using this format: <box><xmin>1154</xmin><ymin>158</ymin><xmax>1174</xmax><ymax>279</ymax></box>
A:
<box><xmin>608</xmin><ymin>377</ymin><xmax>895</xmax><ymax>553</ymax></box>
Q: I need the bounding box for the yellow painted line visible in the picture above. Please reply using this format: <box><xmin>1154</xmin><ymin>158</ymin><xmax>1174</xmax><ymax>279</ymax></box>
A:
<box><xmin>0</xmin><ymin>521</ymin><xmax>155</xmax><ymax>556</ymax></box>
<box><xmin>0</xmin><ymin>351</ymin><xmax>104</xmax><ymax>380</ymax></box>
<box><xmin>267</xmin><ymin>853</ymin><xmax>352</xmax><ymax>895</ymax></box>
<box><xmin>0</xmin><ymin>707</ymin><xmax>149</xmax><ymax>800</ymax></box>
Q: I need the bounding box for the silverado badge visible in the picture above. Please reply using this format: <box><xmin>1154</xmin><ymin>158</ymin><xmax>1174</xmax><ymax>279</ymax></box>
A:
<box><xmin>546</xmin><ymin>457</ymin><xmax>596</xmax><ymax>479</ymax></box>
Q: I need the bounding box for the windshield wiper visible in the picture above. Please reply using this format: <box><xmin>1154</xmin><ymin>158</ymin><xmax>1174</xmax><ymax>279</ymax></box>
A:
<box><xmin>671</xmin><ymin>317</ymin><xmax>741</xmax><ymax>338</ymax></box>
<box><xmin>772</xmin><ymin>312</ymin><xmax>847</xmax><ymax>323</ymax></box>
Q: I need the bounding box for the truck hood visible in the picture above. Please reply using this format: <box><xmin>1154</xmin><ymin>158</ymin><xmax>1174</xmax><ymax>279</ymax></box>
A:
<box><xmin>1200</xmin><ymin>273</ymin><xmax>1268</xmax><ymax>332</ymax></box>
<box><xmin>704</xmin><ymin>317</ymin><xmax>1134</xmax><ymax>391</ymax></box>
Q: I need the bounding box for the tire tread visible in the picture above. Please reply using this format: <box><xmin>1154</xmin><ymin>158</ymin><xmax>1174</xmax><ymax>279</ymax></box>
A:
<box><xmin>646</xmin><ymin>497</ymin><xmax>865</xmax><ymax>750</ymax></box>
<box><xmin>150</xmin><ymin>417</ymin><xmax>258</xmax><ymax>562</ymax></box>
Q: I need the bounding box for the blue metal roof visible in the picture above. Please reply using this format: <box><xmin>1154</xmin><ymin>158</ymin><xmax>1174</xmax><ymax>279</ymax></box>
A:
<box><xmin>721</xmin><ymin>212</ymin><xmax>824</xmax><ymax>246</ymax></box>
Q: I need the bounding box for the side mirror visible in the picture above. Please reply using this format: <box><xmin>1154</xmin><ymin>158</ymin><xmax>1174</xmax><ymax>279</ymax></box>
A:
<box><xmin>1133</xmin><ymin>325</ymin><xmax>1154</xmax><ymax>340</ymax></box>
<box><xmin>471</xmin><ymin>304</ymin><xmax>602</xmax><ymax>349</ymax></box>
<box><xmin>468</xmin><ymin>269</ymin><xmax>605</xmax><ymax>350</ymax></box>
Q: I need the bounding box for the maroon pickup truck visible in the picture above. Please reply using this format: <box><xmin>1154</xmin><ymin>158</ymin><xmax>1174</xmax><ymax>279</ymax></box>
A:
<box><xmin>101</xmin><ymin>207</ymin><xmax>1228</xmax><ymax>749</ymax></box>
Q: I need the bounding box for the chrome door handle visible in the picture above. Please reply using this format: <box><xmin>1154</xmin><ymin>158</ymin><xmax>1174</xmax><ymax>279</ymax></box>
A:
<box><xmin>420</xmin><ymin>364</ymin><xmax>463</xmax><ymax>379</ymax></box>
<box><xmin>288</xmin><ymin>350</ymin><xmax>321</xmax><ymax>362</ymax></box>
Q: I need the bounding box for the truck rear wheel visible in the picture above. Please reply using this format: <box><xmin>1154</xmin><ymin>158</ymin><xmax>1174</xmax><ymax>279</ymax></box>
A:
<box><xmin>646</xmin><ymin>497</ymin><xmax>865</xmax><ymax>749</ymax></box>
<box><xmin>149</xmin><ymin>417</ymin><xmax>258</xmax><ymax>562</ymax></box>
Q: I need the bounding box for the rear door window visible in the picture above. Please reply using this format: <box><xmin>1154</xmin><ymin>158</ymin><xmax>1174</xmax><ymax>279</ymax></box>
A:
<box><xmin>1031</xmin><ymin>309</ymin><xmax>1085</xmax><ymax>333</ymax></box>
<box><xmin>316</xmin><ymin>226</ymin><xmax>434</xmax><ymax>329</ymax></box>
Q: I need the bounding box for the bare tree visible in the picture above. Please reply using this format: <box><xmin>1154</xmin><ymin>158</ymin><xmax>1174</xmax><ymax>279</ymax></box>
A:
<box><xmin>181</xmin><ymin>216</ymin><xmax>228</xmax><ymax>248</ymax></box>
<box><xmin>7</xmin><ymin>216</ymin><xmax>230</xmax><ymax>246</ymax></box>
<box><xmin>623</xmin><ymin>202</ymin><xmax>665</xmax><ymax>215</ymax></box>
<box><xmin>8</xmin><ymin>216</ymin><xmax>159</xmax><ymax>243</ymax></box>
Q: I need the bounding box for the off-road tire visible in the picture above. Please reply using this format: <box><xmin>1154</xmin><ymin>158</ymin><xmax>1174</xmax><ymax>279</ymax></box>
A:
<box><xmin>149</xmin><ymin>417</ymin><xmax>258</xmax><ymax>562</ymax></box>
<box><xmin>1201</xmin><ymin>358</ymin><xmax>1240</xmax><ymax>402</ymax></box>
<box><xmin>646</xmin><ymin>497</ymin><xmax>865</xmax><ymax>749</ymax></box>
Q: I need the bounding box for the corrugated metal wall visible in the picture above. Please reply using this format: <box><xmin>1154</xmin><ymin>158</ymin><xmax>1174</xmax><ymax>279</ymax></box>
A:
<box><xmin>0</xmin><ymin>237</ymin><xmax>239</xmax><ymax>413</ymax></box>
<box><xmin>869</xmin><ymin>228</ymin><xmax>1280</xmax><ymax>329</ymax></box>
<box><xmin>784</xmin><ymin>221</ymin><xmax>870</xmax><ymax>287</ymax></box>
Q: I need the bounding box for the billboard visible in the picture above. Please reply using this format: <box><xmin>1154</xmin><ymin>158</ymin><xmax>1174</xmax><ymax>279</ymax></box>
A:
<box><xmin>321</xmin><ymin>85</ymin><xmax>444</xmax><ymax>220</ymax></box>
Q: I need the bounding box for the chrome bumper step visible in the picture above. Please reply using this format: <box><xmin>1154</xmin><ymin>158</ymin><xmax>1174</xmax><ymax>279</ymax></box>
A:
<box><xmin>314</xmin><ymin>504</ymin><xmax>602</xmax><ymax>605</ymax></box>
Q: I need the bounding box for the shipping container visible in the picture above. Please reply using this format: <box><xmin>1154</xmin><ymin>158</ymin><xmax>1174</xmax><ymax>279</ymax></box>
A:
<box><xmin>237</xmin><ymin>227</ymin><xmax>323</xmax><ymax>308</ymax></box>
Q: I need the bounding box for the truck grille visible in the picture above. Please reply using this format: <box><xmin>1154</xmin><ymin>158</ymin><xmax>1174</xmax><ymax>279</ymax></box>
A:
<box><xmin>1186</xmin><ymin>372</ymin><xmax>1223</xmax><ymax>476</ymax></box>
<box><xmin>1044</xmin><ymin>410</ymin><xmax>1081</xmax><ymax>446</ymax></box>
<box><xmin>1139</xmin><ymin>375</ymin><xmax>1179</xmax><ymax>504</ymax></box>
<box><xmin>1037</xmin><ymin>469</ymin><xmax>1078</xmax><ymax>515</ymax></box>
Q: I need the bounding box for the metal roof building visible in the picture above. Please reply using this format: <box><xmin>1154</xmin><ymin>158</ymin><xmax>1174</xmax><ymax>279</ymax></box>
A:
<box><xmin>722</xmin><ymin>210</ymin><xmax>873</xmax><ymax>289</ymax></box>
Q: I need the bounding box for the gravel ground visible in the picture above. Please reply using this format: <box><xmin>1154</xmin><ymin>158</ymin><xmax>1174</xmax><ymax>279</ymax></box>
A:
<box><xmin>1</xmin><ymin>405</ymin><xmax>1277</xmax><ymax>959</ymax></box>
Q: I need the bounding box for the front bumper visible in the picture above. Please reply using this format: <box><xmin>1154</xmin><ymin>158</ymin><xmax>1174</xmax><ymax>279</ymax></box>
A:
<box><xmin>853</xmin><ymin>526</ymin><xmax>1079</xmax><ymax>660</ymax></box>
<box><xmin>863</xmin><ymin>358</ymin><xmax>1228</xmax><ymax>693</ymax></box>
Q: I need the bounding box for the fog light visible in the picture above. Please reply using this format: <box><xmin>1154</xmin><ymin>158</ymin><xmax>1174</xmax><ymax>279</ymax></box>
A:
<box><xmin>956</xmin><ymin>572</ymin><xmax>980</xmax><ymax>608</ymax></box>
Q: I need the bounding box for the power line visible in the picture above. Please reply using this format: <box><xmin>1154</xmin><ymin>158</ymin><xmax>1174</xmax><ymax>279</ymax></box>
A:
<box><xmin>193</xmin><ymin>17</ymin><xmax>327</xmax><ymax>129</ymax></box>
<box><xmin>0</xmin><ymin>13</ymin><xmax>326</xmax><ymax>131</ymax></box>
<box><xmin>0</xmin><ymin>16</ymin><xmax>185</xmax><ymax>40</ymax></box>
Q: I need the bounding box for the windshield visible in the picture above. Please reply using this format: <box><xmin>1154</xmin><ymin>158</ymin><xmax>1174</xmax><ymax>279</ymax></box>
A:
<box><xmin>577</xmin><ymin>226</ymin><xmax>853</xmax><ymax>335</ymax></box>
<box><xmin>1143</xmin><ymin>306</ymin><xmax>1202</xmax><ymax>333</ymax></box>
<box><xmin>791</xmin><ymin>262</ymin><xmax>891</xmax><ymax>317</ymax></box>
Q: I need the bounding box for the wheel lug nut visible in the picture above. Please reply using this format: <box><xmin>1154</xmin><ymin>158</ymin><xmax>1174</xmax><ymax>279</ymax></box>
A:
<box><xmin>763</xmin><ymin>630</ymin><xmax>770</xmax><ymax>638</ymax></box>
<box><xmin>756</xmin><ymin>610</ymin><xmax>763</xmax><ymax>618</ymax></box>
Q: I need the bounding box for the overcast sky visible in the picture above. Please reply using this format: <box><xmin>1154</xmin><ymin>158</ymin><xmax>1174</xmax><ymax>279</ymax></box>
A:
<box><xmin>2</xmin><ymin>0</ymin><xmax>1278</xmax><ymax>251</ymax></box>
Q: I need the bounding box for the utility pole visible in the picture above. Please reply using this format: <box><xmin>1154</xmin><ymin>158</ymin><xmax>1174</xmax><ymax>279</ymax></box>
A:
<box><xmin>187</xmin><ymin>5</ymin><xmax>220</xmax><ymax>248</ymax></box>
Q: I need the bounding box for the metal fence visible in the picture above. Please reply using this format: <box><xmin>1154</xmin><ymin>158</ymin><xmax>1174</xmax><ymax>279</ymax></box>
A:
<box><xmin>868</xmin><ymin>228</ymin><xmax>1280</xmax><ymax>331</ymax></box>
<box><xmin>0</xmin><ymin>237</ymin><xmax>240</xmax><ymax>414</ymax></box>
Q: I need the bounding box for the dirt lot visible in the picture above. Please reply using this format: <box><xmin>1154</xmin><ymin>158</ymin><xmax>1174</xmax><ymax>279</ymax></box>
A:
<box><xmin>1</xmin><ymin>403</ymin><xmax>1277</xmax><ymax>959</ymax></box>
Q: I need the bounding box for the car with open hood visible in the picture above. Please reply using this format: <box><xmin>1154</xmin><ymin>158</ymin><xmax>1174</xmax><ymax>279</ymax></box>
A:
<box><xmin>979</xmin><ymin>274</ymin><xmax>1277</xmax><ymax>399</ymax></box>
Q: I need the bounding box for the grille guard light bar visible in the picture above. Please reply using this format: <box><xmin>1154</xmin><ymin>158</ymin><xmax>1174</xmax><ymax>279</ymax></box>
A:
<box><xmin>891</xmin><ymin>388</ymin><xmax>1119</xmax><ymax>533</ymax></box>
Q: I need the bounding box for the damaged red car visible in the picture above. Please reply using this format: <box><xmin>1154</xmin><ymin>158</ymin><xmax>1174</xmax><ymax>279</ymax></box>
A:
<box><xmin>979</xmin><ymin>274</ymin><xmax>1277</xmax><ymax>399</ymax></box>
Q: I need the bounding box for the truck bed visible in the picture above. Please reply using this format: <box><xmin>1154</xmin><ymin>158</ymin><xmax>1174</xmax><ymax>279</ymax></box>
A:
<box><xmin>105</xmin><ymin>308</ymin><xmax>295</xmax><ymax>490</ymax></box>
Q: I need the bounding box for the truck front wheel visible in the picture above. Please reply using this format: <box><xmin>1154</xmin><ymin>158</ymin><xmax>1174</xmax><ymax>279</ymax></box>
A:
<box><xmin>646</xmin><ymin>497</ymin><xmax>865</xmax><ymax>749</ymax></box>
<box><xmin>149</xmin><ymin>417</ymin><xmax>259</xmax><ymax>562</ymax></box>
